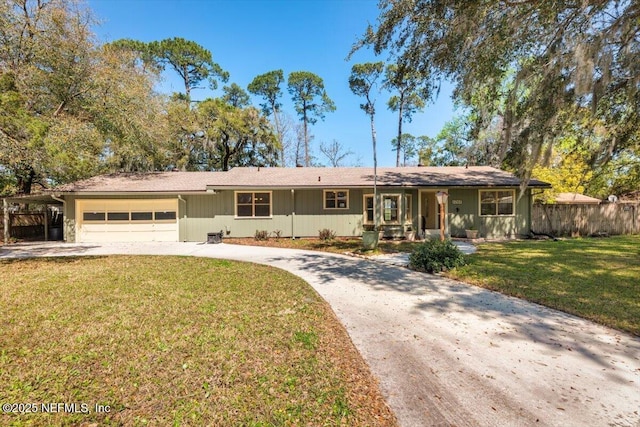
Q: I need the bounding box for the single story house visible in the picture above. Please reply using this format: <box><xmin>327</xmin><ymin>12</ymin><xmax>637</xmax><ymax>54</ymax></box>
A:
<box><xmin>9</xmin><ymin>166</ymin><xmax>548</xmax><ymax>243</ymax></box>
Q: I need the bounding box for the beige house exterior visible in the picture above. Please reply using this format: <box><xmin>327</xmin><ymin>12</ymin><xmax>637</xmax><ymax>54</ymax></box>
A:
<box><xmin>43</xmin><ymin>166</ymin><xmax>549</xmax><ymax>243</ymax></box>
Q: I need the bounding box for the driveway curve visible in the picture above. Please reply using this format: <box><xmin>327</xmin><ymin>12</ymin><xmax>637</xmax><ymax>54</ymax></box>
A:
<box><xmin>2</xmin><ymin>242</ymin><xmax>639</xmax><ymax>427</ymax></box>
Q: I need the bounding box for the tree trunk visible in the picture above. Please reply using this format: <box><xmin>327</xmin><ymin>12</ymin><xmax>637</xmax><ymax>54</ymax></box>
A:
<box><xmin>272</xmin><ymin>107</ymin><xmax>284</xmax><ymax>167</ymax></box>
<box><xmin>16</xmin><ymin>167</ymin><xmax>35</xmax><ymax>195</ymax></box>
<box><xmin>370</xmin><ymin>113</ymin><xmax>378</xmax><ymax>230</ymax></box>
<box><xmin>303</xmin><ymin>108</ymin><xmax>309</xmax><ymax>167</ymax></box>
<box><xmin>396</xmin><ymin>95</ymin><xmax>404</xmax><ymax>167</ymax></box>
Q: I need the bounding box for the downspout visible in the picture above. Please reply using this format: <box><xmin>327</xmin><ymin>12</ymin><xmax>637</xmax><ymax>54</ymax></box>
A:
<box><xmin>51</xmin><ymin>194</ymin><xmax>66</xmax><ymax>242</ymax></box>
<box><xmin>178</xmin><ymin>195</ymin><xmax>186</xmax><ymax>242</ymax></box>
<box><xmin>291</xmin><ymin>189</ymin><xmax>295</xmax><ymax>239</ymax></box>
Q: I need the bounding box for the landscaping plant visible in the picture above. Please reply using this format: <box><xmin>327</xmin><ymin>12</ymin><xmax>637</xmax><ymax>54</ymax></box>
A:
<box><xmin>254</xmin><ymin>229</ymin><xmax>269</xmax><ymax>241</ymax></box>
<box><xmin>409</xmin><ymin>239</ymin><xmax>466</xmax><ymax>273</ymax></box>
<box><xmin>318</xmin><ymin>228</ymin><xmax>337</xmax><ymax>241</ymax></box>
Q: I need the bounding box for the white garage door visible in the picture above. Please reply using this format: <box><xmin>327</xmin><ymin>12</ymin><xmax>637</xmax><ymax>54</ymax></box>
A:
<box><xmin>76</xmin><ymin>199</ymin><xmax>178</xmax><ymax>242</ymax></box>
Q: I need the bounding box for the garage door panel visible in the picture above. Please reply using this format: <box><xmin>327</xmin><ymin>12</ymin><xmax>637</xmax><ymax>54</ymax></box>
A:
<box><xmin>77</xmin><ymin>199</ymin><xmax>178</xmax><ymax>243</ymax></box>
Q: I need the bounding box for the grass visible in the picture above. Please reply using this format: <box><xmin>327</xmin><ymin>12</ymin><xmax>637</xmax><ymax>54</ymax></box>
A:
<box><xmin>0</xmin><ymin>256</ymin><xmax>396</xmax><ymax>426</ymax></box>
<box><xmin>224</xmin><ymin>236</ymin><xmax>421</xmax><ymax>256</ymax></box>
<box><xmin>446</xmin><ymin>235</ymin><xmax>640</xmax><ymax>336</ymax></box>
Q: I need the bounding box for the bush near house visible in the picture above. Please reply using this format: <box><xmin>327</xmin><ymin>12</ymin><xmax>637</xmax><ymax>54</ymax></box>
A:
<box><xmin>318</xmin><ymin>228</ymin><xmax>337</xmax><ymax>241</ymax></box>
<box><xmin>409</xmin><ymin>239</ymin><xmax>466</xmax><ymax>273</ymax></box>
<box><xmin>254</xmin><ymin>229</ymin><xmax>269</xmax><ymax>241</ymax></box>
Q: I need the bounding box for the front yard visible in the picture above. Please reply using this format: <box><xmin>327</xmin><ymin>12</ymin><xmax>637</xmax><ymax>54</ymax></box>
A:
<box><xmin>447</xmin><ymin>236</ymin><xmax>640</xmax><ymax>336</ymax></box>
<box><xmin>0</xmin><ymin>256</ymin><xmax>396</xmax><ymax>426</ymax></box>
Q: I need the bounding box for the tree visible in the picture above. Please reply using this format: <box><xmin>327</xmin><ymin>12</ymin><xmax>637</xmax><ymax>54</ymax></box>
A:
<box><xmin>432</xmin><ymin>116</ymin><xmax>470</xmax><ymax>166</ymax></box>
<box><xmin>358</xmin><ymin>0</ymin><xmax>640</xmax><ymax>183</ymax></box>
<box><xmin>287</xmin><ymin>71</ymin><xmax>336</xmax><ymax>167</ymax></box>
<box><xmin>0</xmin><ymin>0</ymin><xmax>170</xmax><ymax>194</ymax></box>
<box><xmin>247</xmin><ymin>70</ymin><xmax>285</xmax><ymax>165</ymax></box>
<box><xmin>319</xmin><ymin>139</ymin><xmax>353</xmax><ymax>167</ymax></box>
<box><xmin>196</xmin><ymin>99</ymin><xmax>279</xmax><ymax>171</ymax></box>
<box><xmin>222</xmin><ymin>83</ymin><xmax>250</xmax><ymax>108</ymax></box>
<box><xmin>390</xmin><ymin>133</ymin><xmax>417</xmax><ymax>166</ymax></box>
<box><xmin>384</xmin><ymin>63</ymin><xmax>431</xmax><ymax>167</ymax></box>
<box><xmin>147</xmin><ymin>37</ymin><xmax>228</xmax><ymax>99</ymax></box>
<box><xmin>348</xmin><ymin>61</ymin><xmax>385</xmax><ymax>230</ymax></box>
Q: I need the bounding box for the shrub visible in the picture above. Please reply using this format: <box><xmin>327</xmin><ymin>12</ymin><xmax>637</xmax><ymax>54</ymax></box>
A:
<box><xmin>318</xmin><ymin>228</ymin><xmax>336</xmax><ymax>241</ymax></box>
<box><xmin>254</xmin><ymin>230</ymin><xmax>269</xmax><ymax>241</ymax></box>
<box><xmin>409</xmin><ymin>239</ymin><xmax>466</xmax><ymax>273</ymax></box>
<box><xmin>271</xmin><ymin>229</ymin><xmax>283</xmax><ymax>240</ymax></box>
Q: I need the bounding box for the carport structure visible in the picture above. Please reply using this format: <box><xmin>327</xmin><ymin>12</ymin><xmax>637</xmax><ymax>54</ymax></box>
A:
<box><xmin>2</xmin><ymin>193</ymin><xmax>63</xmax><ymax>244</ymax></box>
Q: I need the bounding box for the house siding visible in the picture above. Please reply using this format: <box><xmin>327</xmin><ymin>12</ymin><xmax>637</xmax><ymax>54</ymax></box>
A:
<box><xmin>448</xmin><ymin>188</ymin><xmax>532</xmax><ymax>238</ymax></box>
<box><xmin>61</xmin><ymin>187</ymin><xmax>532</xmax><ymax>242</ymax></box>
<box><xmin>182</xmin><ymin>189</ymin><xmax>366</xmax><ymax>239</ymax></box>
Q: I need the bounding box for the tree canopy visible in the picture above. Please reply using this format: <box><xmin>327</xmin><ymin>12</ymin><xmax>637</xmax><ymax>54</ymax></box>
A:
<box><xmin>359</xmin><ymin>0</ymin><xmax>640</xmax><ymax>183</ymax></box>
<box><xmin>0</xmin><ymin>0</ymin><xmax>166</xmax><ymax>194</ymax></box>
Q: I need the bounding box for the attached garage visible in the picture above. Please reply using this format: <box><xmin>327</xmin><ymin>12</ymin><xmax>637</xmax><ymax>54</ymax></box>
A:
<box><xmin>76</xmin><ymin>199</ymin><xmax>178</xmax><ymax>243</ymax></box>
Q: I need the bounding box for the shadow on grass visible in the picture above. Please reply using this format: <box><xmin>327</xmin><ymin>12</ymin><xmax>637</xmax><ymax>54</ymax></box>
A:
<box><xmin>0</xmin><ymin>243</ymin><xmax>102</xmax><ymax>259</ymax></box>
<box><xmin>0</xmin><ymin>255</ymin><xmax>108</xmax><ymax>265</ymax></box>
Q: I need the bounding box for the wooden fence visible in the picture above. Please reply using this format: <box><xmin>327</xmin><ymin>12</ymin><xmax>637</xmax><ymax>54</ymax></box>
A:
<box><xmin>532</xmin><ymin>203</ymin><xmax>640</xmax><ymax>236</ymax></box>
<box><xmin>0</xmin><ymin>213</ymin><xmax>46</xmax><ymax>239</ymax></box>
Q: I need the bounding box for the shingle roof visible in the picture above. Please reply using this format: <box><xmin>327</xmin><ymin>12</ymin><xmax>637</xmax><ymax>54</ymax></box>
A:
<box><xmin>214</xmin><ymin>166</ymin><xmax>549</xmax><ymax>188</ymax></box>
<box><xmin>555</xmin><ymin>192</ymin><xmax>602</xmax><ymax>204</ymax></box>
<box><xmin>51</xmin><ymin>167</ymin><xmax>549</xmax><ymax>193</ymax></box>
<box><xmin>51</xmin><ymin>172</ymin><xmax>227</xmax><ymax>193</ymax></box>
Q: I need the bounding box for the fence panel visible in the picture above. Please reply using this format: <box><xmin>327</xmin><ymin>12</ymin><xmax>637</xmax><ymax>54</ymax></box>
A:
<box><xmin>532</xmin><ymin>203</ymin><xmax>640</xmax><ymax>236</ymax></box>
<box><xmin>9</xmin><ymin>213</ymin><xmax>45</xmax><ymax>238</ymax></box>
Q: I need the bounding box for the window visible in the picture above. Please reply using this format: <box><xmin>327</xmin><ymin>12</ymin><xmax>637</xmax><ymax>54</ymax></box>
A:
<box><xmin>364</xmin><ymin>195</ymin><xmax>374</xmax><ymax>224</ymax></box>
<box><xmin>324</xmin><ymin>190</ymin><xmax>349</xmax><ymax>209</ymax></box>
<box><xmin>83</xmin><ymin>212</ymin><xmax>105</xmax><ymax>221</ymax></box>
<box><xmin>383</xmin><ymin>195</ymin><xmax>400</xmax><ymax>223</ymax></box>
<box><xmin>131</xmin><ymin>212</ymin><xmax>153</xmax><ymax>221</ymax></box>
<box><xmin>404</xmin><ymin>194</ymin><xmax>412</xmax><ymax>224</ymax></box>
<box><xmin>154</xmin><ymin>211</ymin><xmax>176</xmax><ymax>220</ymax></box>
<box><xmin>480</xmin><ymin>190</ymin><xmax>514</xmax><ymax>216</ymax></box>
<box><xmin>236</xmin><ymin>192</ymin><xmax>271</xmax><ymax>218</ymax></box>
<box><xmin>107</xmin><ymin>212</ymin><xmax>129</xmax><ymax>221</ymax></box>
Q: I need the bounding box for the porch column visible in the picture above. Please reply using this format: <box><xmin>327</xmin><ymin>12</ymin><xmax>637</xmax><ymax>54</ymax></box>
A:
<box><xmin>3</xmin><ymin>198</ymin><xmax>9</xmax><ymax>244</ymax></box>
<box><xmin>44</xmin><ymin>205</ymin><xmax>49</xmax><ymax>242</ymax></box>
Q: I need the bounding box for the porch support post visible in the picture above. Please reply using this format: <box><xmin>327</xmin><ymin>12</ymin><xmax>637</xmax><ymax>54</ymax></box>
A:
<box><xmin>439</xmin><ymin>202</ymin><xmax>445</xmax><ymax>241</ymax></box>
<box><xmin>3</xmin><ymin>198</ymin><xmax>9</xmax><ymax>244</ymax></box>
<box><xmin>44</xmin><ymin>204</ymin><xmax>49</xmax><ymax>242</ymax></box>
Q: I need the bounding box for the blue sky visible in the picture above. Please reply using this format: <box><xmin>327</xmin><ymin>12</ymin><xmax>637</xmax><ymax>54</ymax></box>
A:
<box><xmin>89</xmin><ymin>0</ymin><xmax>458</xmax><ymax>167</ymax></box>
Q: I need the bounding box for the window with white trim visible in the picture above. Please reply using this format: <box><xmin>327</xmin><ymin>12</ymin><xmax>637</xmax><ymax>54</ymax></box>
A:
<box><xmin>404</xmin><ymin>194</ymin><xmax>412</xmax><ymax>224</ymax></box>
<box><xmin>236</xmin><ymin>192</ymin><xmax>272</xmax><ymax>217</ymax></box>
<box><xmin>382</xmin><ymin>195</ymin><xmax>400</xmax><ymax>223</ymax></box>
<box><xmin>480</xmin><ymin>190</ymin><xmax>514</xmax><ymax>216</ymax></box>
<box><xmin>324</xmin><ymin>190</ymin><xmax>349</xmax><ymax>209</ymax></box>
<box><xmin>363</xmin><ymin>195</ymin><xmax>374</xmax><ymax>224</ymax></box>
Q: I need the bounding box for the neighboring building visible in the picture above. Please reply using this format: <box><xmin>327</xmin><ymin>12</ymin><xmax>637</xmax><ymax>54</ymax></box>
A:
<box><xmin>10</xmin><ymin>166</ymin><xmax>548</xmax><ymax>243</ymax></box>
<box><xmin>555</xmin><ymin>192</ymin><xmax>602</xmax><ymax>205</ymax></box>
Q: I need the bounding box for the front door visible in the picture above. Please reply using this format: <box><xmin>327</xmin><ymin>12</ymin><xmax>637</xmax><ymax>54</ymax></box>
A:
<box><xmin>419</xmin><ymin>190</ymin><xmax>447</xmax><ymax>238</ymax></box>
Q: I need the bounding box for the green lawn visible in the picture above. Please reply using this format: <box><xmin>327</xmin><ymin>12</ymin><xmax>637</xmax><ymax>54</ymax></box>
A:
<box><xmin>447</xmin><ymin>236</ymin><xmax>640</xmax><ymax>336</ymax></box>
<box><xmin>0</xmin><ymin>256</ymin><xmax>396</xmax><ymax>426</ymax></box>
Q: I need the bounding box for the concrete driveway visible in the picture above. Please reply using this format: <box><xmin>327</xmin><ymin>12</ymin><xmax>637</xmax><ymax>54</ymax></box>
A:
<box><xmin>1</xmin><ymin>242</ymin><xmax>639</xmax><ymax>427</ymax></box>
